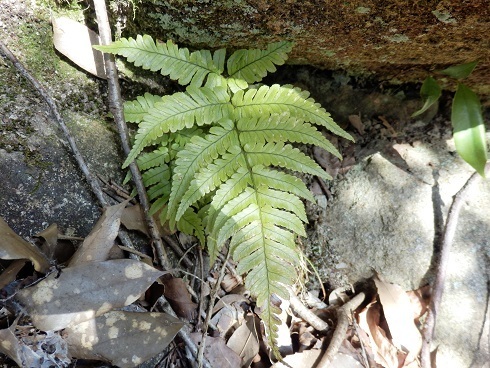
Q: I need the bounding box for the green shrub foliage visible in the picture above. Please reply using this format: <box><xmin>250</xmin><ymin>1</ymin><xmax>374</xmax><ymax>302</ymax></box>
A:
<box><xmin>96</xmin><ymin>35</ymin><xmax>353</xmax><ymax>348</ymax></box>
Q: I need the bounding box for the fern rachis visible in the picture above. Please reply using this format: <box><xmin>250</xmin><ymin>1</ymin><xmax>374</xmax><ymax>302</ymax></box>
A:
<box><xmin>96</xmin><ymin>36</ymin><xmax>354</xmax><ymax>352</ymax></box>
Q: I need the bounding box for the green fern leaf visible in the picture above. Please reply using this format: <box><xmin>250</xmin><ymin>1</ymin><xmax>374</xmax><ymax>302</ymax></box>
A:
<box><xmin>123</xmin><ymin>86</ymin><xmax>232</xmax><ymax>167</ymax></box>
<box><xmin>176</xmin><ymin>147</ymin><xmax>247</xmax><ymax>221</ymax></box>
<box><xmin>167</xmin><ymin>120</ymin><xmax>240</xmax><ymax>228</ymax></box>
<box><xmin>238</xmin><ymin>115</ymin><xmax>341</xmax><ymax>158</ymax></box>
<box><xmin>95</xmin><ymin>35</ymin><xmax>223</xmax><ymax>87</ymax></box>
<box><xmin>124</xmin><ymin>93</ymin><xmax>163</xmax><ymax>123</ymax></box>
<box><xmin>245</xmin><ymin>142</ymin><xmax>331</xmax><ymax>180</ymax></box>
<box><xmin>136</xmin><ymin>147</ymin><xmax>169</xmax><ymax>170</ymax></box>
<box><xmin>252</xmin><ymin>166</ymin><xmax>315</xmax><ymax>203</ymax></box>
<box><xmin>233</xmin><ymin>84</ymin><xmax>353</xmax><ymax>141</ymax></box>
<box><xmin>177</xmin><ymin>207</ymin><xmax>205</xmax><ymax>246</ymax></box>
<box><xmin>142</xmin><ymin>164</ymin><xmax>171</xmax><ymax>188</ymax></box>
<box><xmin>227</xmin><ymin>41</ymin><xmax>293</xmax><ymax>92</ymax></box>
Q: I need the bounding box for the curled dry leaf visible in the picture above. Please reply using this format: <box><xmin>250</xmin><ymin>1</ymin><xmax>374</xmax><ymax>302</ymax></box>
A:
<box><xmin>374</xmin><ymin>275</ymin><xmax>422</xmax><ymax>362</ymax></box>
<box><xmin>16</xmin><ymin>259</ymin><xmax>165</xmax><ymax>331</ymax></box>
<box><xmin>163</xmin><ymin>277</ymin><xmax>198</xmax><ymax>320</ymax></box>
<box><xmin>0</xmin><ymin>259</ymin><xmax>27</xmax><ymax>289</ymax></box>
<box><xmin>358</xmin><ymin>301</ymin><xmax>399</xmax><ymax>368</ymax></box>
<box><xmin>0</xmin><ymin>217</ymin><xmax>50</xmax><ymax>273</ymax></box>
<box><xmin>52</xmin><ymin>17</ymin><xmax>107</xmax><ymax>79</ymax></box>
<box><xmin>69</xmin><ymin>200</ymin><xmax>128</xmax><ymax>267</ymax></box>
<box><xmin>227</xmin><ymin>314</ymin><xmax>259</xmax><ymax>368</ymax></box>
<box><xmin>63</xmin><ymin>311</ymin><xmax>183</xmax><ymax>368</ymax></box>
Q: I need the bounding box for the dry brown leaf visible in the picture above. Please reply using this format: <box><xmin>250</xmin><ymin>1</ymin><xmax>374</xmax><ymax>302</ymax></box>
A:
<box><xmin>407</xmin><ymin>285</ymin><xmax>431</xmax><ymax>320</ymax></box>
<box><xmin>0</xmin><ymin>259</ymin><xmax>27</xmax><ymax>289</ymax></box>
<box><xmin>0</xmin><ymin>217</ymin><xmax>50</xmax><ymax>273</ymax></box>
<box><xmin>374</xmin><ymin>275</ymin><xmax>422</xmax><ymax>362</ymax></box>
<box><xmin>212</xmin><ymin>294</ymin><xmax>249</xmax><ymax>315</ymax></box>
<box><xmin>190</xmin><ymin>333</ymin><xmax>241</xmax><ymax>368</ymax></box>
<box><xmin>227</xmin><ymin>314</ymin><xmax>259</xmax><ymax>368</ymax></box>
<box><xmin>313</xmin><ymin>146</ymin><xmax>341</xmax><ymax>178</ymax></box>
<box><xmin>358</xmin><ymin>301</ymin><xmax>399</xmax><ymax>368</ymax></box>
<box><xmin>69</xmin><ymin>200</ymin><xmax>128</xmax><ymax>267</ymax></box>
<box><xmin>348</xmin><ymin>114</ymin><xmax>365</xmax><ymax>135</ymax></box>
<box><xmin>163</xmin><ymin>277</ymin><xmax>198</xmax><ymax>320</ymax></box>
<box><xmin>64</xmin><ymin>311</ymin><xmax>183</xmax><ymax>368</ymax></box>
<box><xmin>121</xmin><ymin>204</ymin><xmax>149</xmax><ymax>235</ymax></box>
<box><xmin>35</xmin><ymin>223</ymin><xmax>59</xmax><ymax>259</ymax></box>
<box><xmin>52</xmin><ymin>17</ymin><xmax>107</xmax><ymax>79</ymax></box>
<box><xmin>16</xmin><ymin>259</ymin><xmax>165</xmax><ymax>331</ymax></box>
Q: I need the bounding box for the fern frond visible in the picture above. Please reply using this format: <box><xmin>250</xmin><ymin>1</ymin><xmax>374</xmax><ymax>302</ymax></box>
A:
<box><xmin>176</xmin><ymin>147</ymin><xmax>246</xmax><ymax>221</ymax></box>
<box><xmin>177</xmin><ymin>207</ymin><xmax>205</xmax><ymax>246</ymax></box>
<box><xmin>136</xmin><ymin>147</ymin><xmax>169</xmax><ymax>170</ymax></box>
<box><xmin>238</xmin><ymin>115</ymin><xmax>341</xmax><ymax>158</ymax></box>
<box><xmin>245</xmin><ymin>142</ymin><xmax>331</xmax><ymax>180</ymax></box>
<box><xmin>95</xmin><ymin>35</ymin><xmax>223</xmax><ymax>87</ymax></box>
<box><xmin>123</xmin><ymin>93</ymin><xmax>162</xmax><ymax>123</ymax></box>
<box><xmin>226</xmin><ymin>41</ymin><xmax>293</xmax><ymax>92</ymax></box>
<box><xmin>123</xmin><ymin>86</ymin><xmax>232</xmax><ymax>167</ymax></box>
<box><xmin>142</xmin><ymin>164</ymin><xmax>171</xmax><ymax>188</ymax></box>
<box><xmin>167</xmin><ymin>120</ymin><xmax>240</xmax><ymax>228</ymax></box>
<box><xmin>251</xmin><ymin>166</ymin><xmax>315</xmax><ymax>203</ymax></box>
<box><xmin>233</xmin><ymin>84</ymin><xmax>353</xmax><ymax>141</ymax></box>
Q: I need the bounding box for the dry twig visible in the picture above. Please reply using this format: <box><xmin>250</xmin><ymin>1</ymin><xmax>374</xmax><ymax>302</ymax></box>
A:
<box><xmin>420</xmin><ymin>164</ymin><xmax>488</xmax><ymax>367</ymax></box>
<box><xmin>92</xmin><ymin>0</ymin><xmax>171</xmax><ymax>269</ymax></box>
<box><xmin>317</xmin><ymin>292</ymin><xmax>365</xmax><ymax>368</ymax></box>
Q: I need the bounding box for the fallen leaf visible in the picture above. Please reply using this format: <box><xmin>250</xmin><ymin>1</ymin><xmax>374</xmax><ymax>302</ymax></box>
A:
<box><xmin>190</xmin><ymin>333</ymin><xmax>241</xmax><ymax>368</ymax></box>
<box><xmin>69</xmin><ymin>200</ymin><xmax>128</xmax><ymax>267</ymax></box>
<box><xmin>163</xmin><ymin>277</ymin><xmax>197</xmax><ymax>320</ymax></box>
<box><xmin>374</xmin><ymin>275</ymin><xmax>422</xmax><ymax>362</ymax></box>
<box><xmin>16</xmin><ymin>259</ymin><xmax>165</xmax><ymax>331</ymax></box>
<box><xmin>121</xmin><ymin>204</ymin><xmax>149</xmax><ymax>235</ymax></box>
<box><xmin>0</xmin><ymin>325</ymin><xmax>23</xmax><ymax>367</ymax></box>
<box><xmin>52</xmin><ymin>17</ymin><xmax>107</xmax><ymax>79</ymax></box>
<box><xmin>0</xmin><ymin>259</ymin><xmax>27</xmax><ymax>289</ymax></box>
<box><xmin>64</xmin><ymin>311</ymin><xmax>183</xmax><ymax>368</ymax></box>
<box><xmin>348</xmin><ymin>114</ymin><xmax>365</xmax><ymax>135</ymax></box>
<box><xmin>407</xmin><ymin>285</ymin><xmax>431</xmax><ymax>320</ymax></box>
<box><xmin>227</xmin><ymin>315</ymin><xmax>259</xmax><ymax>368</ymax></box>
<box><xmin>358</xmin><ymin>301</ymin><xmax>399</xmax><ymax>368</ymax></box>
<box><xmin>212</xmin><ymin>294</ymin><xmax>249</xmax><ymax>315</ymax></box>
<box><xmin>35</xmin><ymin>223</ymin><xmax>59</xmax><ymax>260</ymax></box>
<box><xmin>0</xmin><ymin>216</ymin><xmax>50</xmax><ymax>273</ymax></box>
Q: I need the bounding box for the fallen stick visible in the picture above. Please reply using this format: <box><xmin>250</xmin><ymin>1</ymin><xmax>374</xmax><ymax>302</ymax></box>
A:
<box><xmin>420</xmin><ymin>163</ymin><xmax>488</xmax><ymax>367</ymax></box>
<box><xmin>317</xmin><ymin>292</ymin><xmax>365</xmax><ymax>368</ymax></box>
<box><xmin>92</xmin><ymin>0</ymin><xmax>171</xmax><ymax>270</ymax></box>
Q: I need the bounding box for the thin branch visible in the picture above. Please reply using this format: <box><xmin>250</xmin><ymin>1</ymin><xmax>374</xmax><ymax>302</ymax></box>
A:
<box><xmin>317</xmin><ymin>292</ymin><xmax>365</xmax><ymax>368</ymax></box>
<box><xmin>288</xmin><ymin>287</ymin><xmax>330</xmax><ymax>332</ymax></box>
<box><xmin>420</xmin><ymin>164</ymin><xmax>488</xmax><ymax>367</ymax></box>
<box><xmin>198</xmin><ymin>251</ymin><xmax>230</xmax><ymax>368</ymax></box>
<box><xmin>92</xmin><ymin>0</ymin><xmax>170</xmax><ymax>270</ymax></box>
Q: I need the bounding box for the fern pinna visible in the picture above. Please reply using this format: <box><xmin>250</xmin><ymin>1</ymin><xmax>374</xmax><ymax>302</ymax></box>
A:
<box><xmin>96</xmin><ymin>35</ymin><xmax>353</xmax><ymax>349</ymax></box>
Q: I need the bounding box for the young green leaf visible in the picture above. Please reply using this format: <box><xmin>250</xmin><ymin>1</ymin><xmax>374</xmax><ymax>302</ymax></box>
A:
<box><xmin>440</xmin><ymin>61</ymin><xmax>478</xmax><ymax>79</ymax></box>
<box><xmin>451</xmin><ymin>83</ymin><xmax>487</xmax><ymax>176</ymax></box>
<box><xmin>411</xmin><ymin>77</ymin><xmax>441</xmax><ymax>117</ymax></box>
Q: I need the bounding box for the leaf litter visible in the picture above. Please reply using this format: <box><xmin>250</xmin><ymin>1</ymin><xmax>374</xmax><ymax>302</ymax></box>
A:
<box><xmin>0</xmin><ymin>203</ymin><xmax>182</xmax><ymax>367</ymax></box>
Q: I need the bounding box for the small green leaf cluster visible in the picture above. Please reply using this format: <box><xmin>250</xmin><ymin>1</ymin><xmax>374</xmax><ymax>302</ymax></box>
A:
<box><xmin>95</xmin><ymin>35</ymin><xmax>353</xmax><ymax>348</ymax></box>
<box><xmin>412</xmin><ymin>61</ymin><xmax>487</xmax><ymax>176</ymax></box>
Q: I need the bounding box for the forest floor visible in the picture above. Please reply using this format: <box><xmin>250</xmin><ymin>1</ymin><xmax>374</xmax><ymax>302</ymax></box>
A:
<box><xmin>0</xmin><ymin>1</ymin><xmax>489</xmax><ymax>367</ymax></box>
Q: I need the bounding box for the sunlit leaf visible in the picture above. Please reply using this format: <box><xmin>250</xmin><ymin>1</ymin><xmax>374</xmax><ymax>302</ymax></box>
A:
<box><xmin>69</xmin><ymin>200</ymin><xmax>128</xmax><ymax>267</ymax></box>
<box><xmin>52</xmin><ymin>17</ymin><xmax>107</xmax><ymax>79</ymax></box>
<box><xmin>451</xmin><ymin>83</ymin><xmax>488</xmax><ymax>176</ymax></box>
<box><xmin>0</xmin><ymin>217</ymin><xmax>50</xmax><ymax>273</ymax></box>
<box><xmin>64</xmin><ymin>311</ymin><xmax>183</xmax><ymax>368</ymax></box>
<box><xmin>16</xmin><ymin>259</ymin><xmax>165</xmax><ymax>331</ymax></box>
<box><xmin>411</xmin><ymin>77</ymin><xmax>441</xmax><ymax>117</ymax></box>
<box><xmin>374</xmin><ymin>276</ymin><xmax>422</xmax><ymax>363</ymax></box>
<box><xmin>440</xmin><ymin>61</ymin><xmax>478</xmax><ymax>79</ymax></box>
